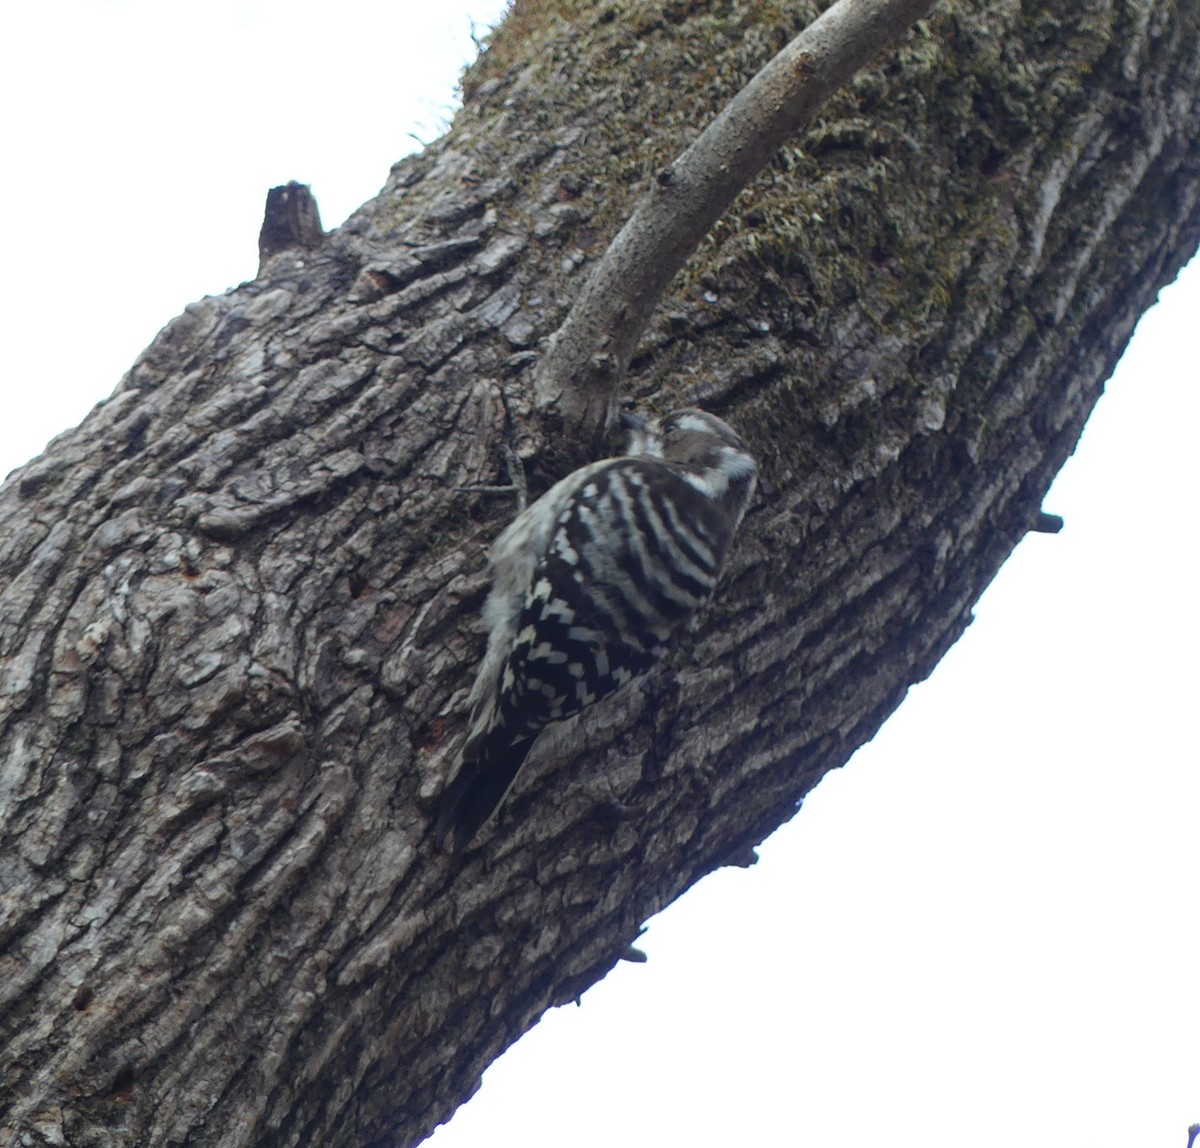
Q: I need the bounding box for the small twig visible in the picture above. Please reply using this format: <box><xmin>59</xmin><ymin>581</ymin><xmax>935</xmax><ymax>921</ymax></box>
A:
<box><xmin>456</xmin><ymin>444</ymin><xmax>528</xmax><ymax>512</ymax></box>
<box><xmin>456</xmin><ymin>484</ymin><xmax>518</xmax><ymax>497</ymax></box>
<box><xmin>499</xmin><ymin>445</ymin><xmax>527</xmax><ymax>512</ymax></box>
<box><xmin>1030</xmin><ymin>511</ymin><xmax>1064</xmax><ymax>534</ymax></box>
<box><xmin>468</xmin><ymin>17</ymin><xmax>485</xmax><ymax>54</ymax></box>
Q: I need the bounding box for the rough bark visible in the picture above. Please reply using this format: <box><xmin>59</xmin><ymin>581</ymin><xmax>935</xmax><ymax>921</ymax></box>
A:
<box><xmin>2</xmin><ymin>1</ymin><xmax>1198</xmax><ymax>1146</ymax></box>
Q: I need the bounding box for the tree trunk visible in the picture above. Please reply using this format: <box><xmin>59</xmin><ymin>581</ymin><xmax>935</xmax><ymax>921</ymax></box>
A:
<box><xmin>2</xmin><ymin>1</ymin><xmax>1197</xmax><ymax>1145</ymax></box>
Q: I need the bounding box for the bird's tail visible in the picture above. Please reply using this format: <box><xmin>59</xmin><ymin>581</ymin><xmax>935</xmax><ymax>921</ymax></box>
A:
<box><xmin>434</xmin><ymin>733</ymin><xmax>536</xmax><ymax>853</ymax></box>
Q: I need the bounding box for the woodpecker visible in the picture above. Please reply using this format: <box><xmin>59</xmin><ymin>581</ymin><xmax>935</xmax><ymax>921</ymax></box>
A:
<box><xmin>435</xmin><ymin>409</ymin><xmax>757</xmax><ymax>852</ymax></box>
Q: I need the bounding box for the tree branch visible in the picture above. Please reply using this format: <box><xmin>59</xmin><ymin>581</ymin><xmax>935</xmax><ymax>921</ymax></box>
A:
<box><xmin>534</xmin><ymin>0</ymin><xmax>937</xmax><ymax>437</ymax></box>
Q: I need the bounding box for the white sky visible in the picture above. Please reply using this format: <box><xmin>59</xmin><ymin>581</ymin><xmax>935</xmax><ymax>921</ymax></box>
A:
<box><xmin>2</xmin><ymin>3</ymin><xmax>1196</xmax><ymax>1146</ymax></box>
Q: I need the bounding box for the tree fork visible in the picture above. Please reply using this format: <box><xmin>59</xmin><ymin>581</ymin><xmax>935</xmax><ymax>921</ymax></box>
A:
<box><xmin>535</xmin><ymin>0</ymin><xmax>936</xmax><ymax>439</ymax></box>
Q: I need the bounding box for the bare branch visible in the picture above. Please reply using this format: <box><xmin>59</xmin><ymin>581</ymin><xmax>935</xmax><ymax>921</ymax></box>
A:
<box><xmin>534</xmin><ymin>0</ymin><xmax>937</xmax><ymax>436</ymax></box>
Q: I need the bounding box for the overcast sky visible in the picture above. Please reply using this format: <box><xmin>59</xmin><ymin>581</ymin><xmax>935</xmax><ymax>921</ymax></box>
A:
<box><xmin>2</xmin><ymin>3</ymin><xmax>1196</xmax><ymax>1146</ymax></box>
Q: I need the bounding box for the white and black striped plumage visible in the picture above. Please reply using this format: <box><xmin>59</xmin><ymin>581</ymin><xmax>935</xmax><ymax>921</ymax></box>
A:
<box><xmin>435</xmin><ymin>409</ymin><xmax>757</xmax><ymax>852</ymax></box>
